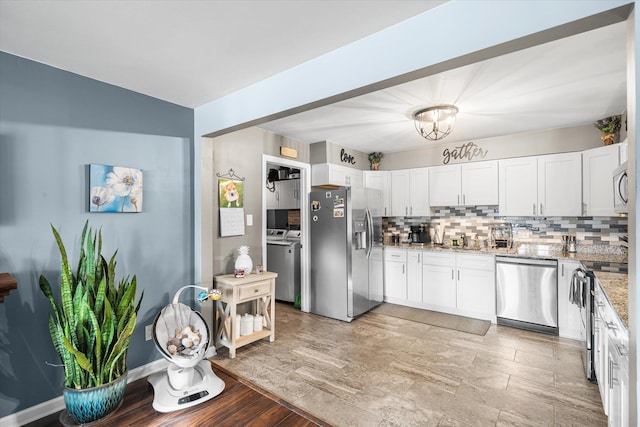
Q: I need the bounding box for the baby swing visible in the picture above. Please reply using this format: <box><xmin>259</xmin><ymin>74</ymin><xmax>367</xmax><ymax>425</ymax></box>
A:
<box><xmin>147</xmin><ymin>285</ymin><xmax>225</xmax><ymax>412</ymax></box>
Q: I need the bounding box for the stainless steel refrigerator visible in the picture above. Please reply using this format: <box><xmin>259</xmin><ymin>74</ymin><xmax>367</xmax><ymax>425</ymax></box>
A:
<box><xmin>309</xmin><ymin>187</ymin><xmax>383</xmax><ymax>322</ymax></box>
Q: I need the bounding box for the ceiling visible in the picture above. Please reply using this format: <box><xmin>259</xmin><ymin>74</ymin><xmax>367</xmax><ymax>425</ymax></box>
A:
<box><xmin>0</xmin><ymin>1</ymin><xmax>628</xmax><ymax>154</ymax></box>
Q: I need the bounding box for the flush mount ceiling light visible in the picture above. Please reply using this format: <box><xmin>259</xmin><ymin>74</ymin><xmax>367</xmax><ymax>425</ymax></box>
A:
<box><xmin>413</xmin><ymin>105</ymin><xmax>459</xmax><ymax>141</ymax></box>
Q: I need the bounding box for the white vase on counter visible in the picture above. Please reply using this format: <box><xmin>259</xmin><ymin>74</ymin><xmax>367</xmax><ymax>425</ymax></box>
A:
<box><xmin>235</xmin><ymin>245</ymin><xmax>253</xmax><ymax>275</ymax></box>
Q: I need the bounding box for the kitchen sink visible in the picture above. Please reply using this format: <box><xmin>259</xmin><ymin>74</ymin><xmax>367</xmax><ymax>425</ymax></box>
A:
<box><xmin>516</xmin><ymin>244</ymin><xmax>558</xmax><ymax>256</ymax></box>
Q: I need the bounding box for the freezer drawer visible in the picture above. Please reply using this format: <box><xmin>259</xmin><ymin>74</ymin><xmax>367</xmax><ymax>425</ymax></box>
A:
<box><xmin>496</xmin><ymin>256</ymin><xmax>558</xmax><ymax>333</ymax></box>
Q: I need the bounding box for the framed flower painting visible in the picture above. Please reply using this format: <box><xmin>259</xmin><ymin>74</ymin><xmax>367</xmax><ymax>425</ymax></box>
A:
<box><xmin>89</xmin><ymin>164</ymin><xmax>143</xmax><ymax>213</ymax></box>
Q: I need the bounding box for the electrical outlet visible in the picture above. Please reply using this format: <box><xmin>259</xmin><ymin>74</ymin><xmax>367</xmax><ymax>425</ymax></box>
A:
<box><xmin>145</xmin><ymin>324</ymin><xmax>153</xmax><ymax>341</ymax></box>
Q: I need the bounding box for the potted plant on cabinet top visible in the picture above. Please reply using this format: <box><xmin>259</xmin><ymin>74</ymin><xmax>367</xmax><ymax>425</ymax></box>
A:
<box><xmin>368</xmin><ymin>152</ymin><xmax>384</xmax><ymax>170</ymax></box>
<box><xmin>39</xmin><ymin>220</ymin><xmax>143</xmax><ymax>424</ymax></box>
<box><xmin>594</xmin><ymin>115</ymin><xmax>621</xmax><ymax>145</ymax></box>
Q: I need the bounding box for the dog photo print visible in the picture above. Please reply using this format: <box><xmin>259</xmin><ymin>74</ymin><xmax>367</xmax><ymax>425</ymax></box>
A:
<box><xmin>218</xmin><ymin>178</ymin><xmax>244</xmax><ymax>208</ymax></box>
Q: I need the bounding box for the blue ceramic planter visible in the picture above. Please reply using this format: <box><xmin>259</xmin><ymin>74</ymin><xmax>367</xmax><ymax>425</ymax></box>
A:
<box><xmin>62</xmin><ymin>371</ymin><xmax>127</xmax><ymax>424</ymax></box>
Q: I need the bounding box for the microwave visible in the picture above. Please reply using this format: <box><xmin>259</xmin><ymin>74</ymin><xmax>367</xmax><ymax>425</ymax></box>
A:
<box><xmin>613</xmin><ymin>161</ymin><xmax>628</xmax><ymax>214</ymax></box>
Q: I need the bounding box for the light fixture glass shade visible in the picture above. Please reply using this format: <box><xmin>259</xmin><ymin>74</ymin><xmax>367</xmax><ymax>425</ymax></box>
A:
<box><xmin>413</xmin><ymin>105</ymin><xmax>458</xmax><ymax>141</ymax></box>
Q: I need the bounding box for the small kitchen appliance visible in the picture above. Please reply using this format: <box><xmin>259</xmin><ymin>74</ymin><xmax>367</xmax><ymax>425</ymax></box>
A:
<box><xmin>490</xmin><ymin>223</ymin><xmax>513</xmax><ymax>248</ymax></box>
<box><xmin>613</xmin><ymin>161</ymin><xmax>628</xmax><ymax>214</ymax></box>
<box><xmin>410</xmin><ymin>225</ymin><xmax>431</xmax><ymax>245</ymax></box>
<box><xmin>148</xmin><ymin>285</ymin><xmax>225</xmax><ymax>412</ymax></box>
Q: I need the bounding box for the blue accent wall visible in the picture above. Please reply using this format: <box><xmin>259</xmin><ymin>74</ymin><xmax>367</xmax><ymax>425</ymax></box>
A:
<box><xmin>0</xmin><ymin>52</ymin><xmax>195</xmax><ymax>416</ymax></box>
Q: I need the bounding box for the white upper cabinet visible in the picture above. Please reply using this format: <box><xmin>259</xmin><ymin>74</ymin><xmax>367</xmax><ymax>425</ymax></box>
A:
<box><xmin>409</xmin><ymin>168</ymin><xmax>430</xmax><ymax>216</ymax></box>
<box><xmin>311</xmin><ymin>163</ymin><xmax>362</xmax><ymax>188</ymax></box>
<box><xmin>499</xmin><ymin>152</ymin><xmax>581</xmax><ymax>216</ymax></box>
<box><xmin>582</xmin><ymin>144</ymin><xmax>620</xmax><ymax>216</ymax></box>
<box><xmin>429</xmin><ymin>165</ymin><xmax>461</xmax><ymax>206</ymax></box>
<box><xmin>363</xmin><ymin>171</ymin><xmax>391</xmax><ymax>216</ymax></box>
<box><xmin>499</xmin><ymin>157</ymin><xmax>538</xmax><ymax>216</ymax></box>
<box><xmin>278</xmin><ymin>179</ymin><xmax>300</xmax><ymax>209</ymax></box>
<box><xmin>430</xmin><ymin>160</ymin><xmax>499</xmax><ymax>207</ymax></box>
<box><xmin>390</xmin><ymin>169</ymin><xmax>411</xmax><ymax>217</ymax></box>
<box><xmin>620</xmin><ymin>139</ymin><xmax>628</xmax><ymax>164</ymax></box>
<box><xmin>266</xmin><ymin>179</ymin><xmax>300</xmax><ymax>210</ymax></box>
<box><xmin>390</xmin><ymin>168</ymin><xmax>429</xmax><ymax>217</ymax></box>
<box><xmin>537</xmin><ymin>152</ymin><xmax>582</xmax><ymax>216</ymax></box>
<box><xmin>461</xmin><ymin>161</ymin><xmax>499</xmax><ymax>205</ymax></box>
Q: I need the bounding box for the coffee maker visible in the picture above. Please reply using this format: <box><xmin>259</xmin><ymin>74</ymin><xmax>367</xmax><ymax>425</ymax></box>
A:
<box><xmin>410</xmin><ymin>225</ymin><xmax>431</xmax><ymax>245</ymax></box>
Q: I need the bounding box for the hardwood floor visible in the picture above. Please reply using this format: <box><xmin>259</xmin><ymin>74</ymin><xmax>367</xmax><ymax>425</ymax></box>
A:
<box><xmin>25</xmin><ymin>365</ymin><xmax>325</xmax><ymax>427</ymax></box>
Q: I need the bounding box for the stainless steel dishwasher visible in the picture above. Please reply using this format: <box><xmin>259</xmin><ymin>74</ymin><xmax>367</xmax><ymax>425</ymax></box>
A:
<box><xmin>496</xmin><ymin>256</ymin><xmax>558</xmax><ymax>334</ymax></box>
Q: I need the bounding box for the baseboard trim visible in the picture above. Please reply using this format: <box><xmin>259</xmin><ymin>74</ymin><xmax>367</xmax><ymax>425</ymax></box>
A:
<box><xmin>0</xmin><ymin>358</ymin><xmax>169</xmax><ymax>427</ymax></box>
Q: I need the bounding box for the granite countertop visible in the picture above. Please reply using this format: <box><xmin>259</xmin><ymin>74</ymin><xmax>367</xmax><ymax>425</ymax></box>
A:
<box><xmin>594</xmin><ymin>271</ymin><xmax>628</xmax><ymax>329</ymax></box>
<box><xmin>384</xmin><ymin>242</ymin><xmax>629</xmax><ymax>332</ymax></box>
<box><xmin>384</xmin><ymin>242</ymin><xmax>628</xmax><ymax>265</ymax></box>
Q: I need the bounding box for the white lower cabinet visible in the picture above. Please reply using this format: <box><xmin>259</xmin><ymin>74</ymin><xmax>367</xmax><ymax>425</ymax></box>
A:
<box><xmin>456</xmin><ymin>264</ymin><xmax>495</xmax><ymax>318</ymax></box>
<box><xmin>422</xmin><ymin>263</ymin><xmax>457</xmax><ymax>309</ymax></box>
<box><xmin>407</xmin><ymin>251</ymin><xmax>423</xmax><ymax>303</ymax></box>
<box><xmin>421</xmin><ymin>251</ymin><xmax>496</xmax><ymax>321</ymax></box>
<box><xmin>369</xmin><ymin>247</ymin><xmax>384</xmax><ymax>305</ymax></box>
<box><xmin>593</xmin><ymin>281</ymin><xmax>629</xmax><ymax>425</ymax></box>
<box><xmin>383</xmin><ymin>249</ymin><xmax>407</xmax><ymax>301</ymax></box>
<box><xmin>557</xmin><ymin>260</ymin><xmax>582</xmax><ymax>340</ymax></box>
<box><xmin>594</xmin><ymin>284</ymin><xmax>610</xmax><ymax>414</ymax></box>
<box><xmin>608</xmin><ymin>331</ymin><xmax>629</xmax><ymax>427</ymax></box>
<box><xmin>383</xmin><ymin>249</ymin><xmax>496</xmax><ymax>321</ymax></box>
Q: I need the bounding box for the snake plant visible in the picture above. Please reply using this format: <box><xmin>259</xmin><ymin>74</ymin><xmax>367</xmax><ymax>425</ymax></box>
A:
<box><xmin>39</xmin><ymin>221</ymin><xmax>143</xmax><ymax>389</ymax></box>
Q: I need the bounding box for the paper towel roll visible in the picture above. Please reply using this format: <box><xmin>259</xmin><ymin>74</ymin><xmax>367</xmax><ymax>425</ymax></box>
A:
<box><xmin>240</xmin><ymin>314</ymin><xmax>254</xmax><ymax>336</ymax></box>
<box><xmin>234</xmin><ymin>314</ymin><xmax>241</xmax><ymax>339</ymax></box>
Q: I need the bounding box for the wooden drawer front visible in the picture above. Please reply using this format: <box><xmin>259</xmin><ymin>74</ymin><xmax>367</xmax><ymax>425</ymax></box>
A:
<box><xmin>456</xmin><ymin>253</ymin><xmax>495</xmax><ymax>271</ymax></box>
<box><xmin>422</xmin><ymin>251</ymin><xmax>455</xmax><ymax>266</ymax></box>
<box><xmin>238</xmin><ymin>280</ymin><xmax>271</xmax><ymax>300</ymax></box>
<box><xmin>384</xmin><ymin>249</ymin><xmax>407</xmax><ymax>263</ymax></box>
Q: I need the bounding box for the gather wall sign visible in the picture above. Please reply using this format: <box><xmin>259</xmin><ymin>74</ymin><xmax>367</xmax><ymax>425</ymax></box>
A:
<box><xmin>442</xmin><ymin>142</ymin><xmax>488</xmax><ymax>164</ymax></box>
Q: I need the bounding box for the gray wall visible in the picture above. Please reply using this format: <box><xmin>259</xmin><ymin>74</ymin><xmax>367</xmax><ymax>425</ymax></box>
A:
<box><xmin>0</xmin><ymin>52</ymin><xmax>194</xmax><ymax>416</ymax></box>
<box><xmin>205</xmin><ymin>128</ymin><xmax>309</xmax><ymax>277</ymax></box>
<box><xmin>382</xmin><ymin>125</ymin><xmax>604</xmax><ymax>170</ymax></box>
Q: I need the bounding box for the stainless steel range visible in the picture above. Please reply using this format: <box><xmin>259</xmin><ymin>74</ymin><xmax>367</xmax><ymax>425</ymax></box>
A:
<box><xmin>570</xmin><ymin>266</ymin><xmax>596</xmax><ymax>381</ymax></box>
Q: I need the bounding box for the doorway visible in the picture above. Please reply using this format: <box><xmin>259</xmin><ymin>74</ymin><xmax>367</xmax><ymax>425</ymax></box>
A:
<box><xmin>262</xmin><ymin>154</ymin><xmax>310</xmax><ymax>313</ymax></box>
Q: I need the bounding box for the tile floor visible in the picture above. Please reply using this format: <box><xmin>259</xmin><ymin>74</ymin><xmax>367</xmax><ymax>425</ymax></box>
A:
<box><xmin>211</xmin><ymin>303</ymin><xmax>606</xmax><ymax>426</ymax></box>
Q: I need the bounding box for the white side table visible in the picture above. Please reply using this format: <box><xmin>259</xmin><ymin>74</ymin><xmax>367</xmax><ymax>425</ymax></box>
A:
<box><xmin>213</xmin><ymin>272</ymin><xmax>277</xmax><ymax>358</ymax></box>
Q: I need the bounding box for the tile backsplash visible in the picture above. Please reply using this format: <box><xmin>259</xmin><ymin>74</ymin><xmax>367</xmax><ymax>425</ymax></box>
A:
<box><xmin>383</xmin><ymin>205</ymin><xmax>627</xmax><ymax>253</ymax></box>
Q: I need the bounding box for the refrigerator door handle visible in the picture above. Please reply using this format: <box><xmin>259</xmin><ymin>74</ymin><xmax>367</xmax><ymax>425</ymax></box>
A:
<box><xmin>365</xmin><ymin>209</ymin><xmax>373</xmax><ymax>258</ymax></box>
